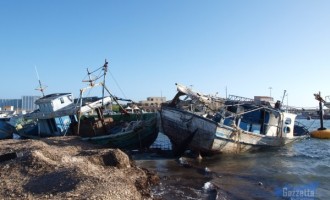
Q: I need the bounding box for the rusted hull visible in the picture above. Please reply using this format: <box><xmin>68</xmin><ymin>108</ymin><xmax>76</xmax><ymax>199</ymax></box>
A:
<box><xmin>161</xmin><ymin>107</ymin><xmax>307</xmax><ymax>154</ymax></box>
<box><xmin>160</xmin><ymin>107</ymin><xmax>217</xmax><ymax>153</ymax></box>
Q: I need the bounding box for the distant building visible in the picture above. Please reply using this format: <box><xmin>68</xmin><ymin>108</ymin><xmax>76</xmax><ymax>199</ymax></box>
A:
<box><xmin>0</xmin><ymin>95</ymin><xmax>40</xmax><ymax>113</ymax></box>
<box><xmin>21</xmin><ymin>96</ymin><xmax>40</xmax><ymax>111</ymax></box>
<box><xmin>254</xmin><ymin>96</ymin><xmax>275</xmax><ymax>107</ymax></box>
<box><xmin>138</xmin><ymin>97</ymin><xmax>166</xmax><ymax>112</ymax></box>
<box><xmin>2</xmin><ymin>106</ymin><xmax>14</xmax><ymax>111</ymax></box>
<box><xmin>0</xmin><ymin>99</ymin><xmax>21</xmax><ymax>111</ymax></box>
<box><xmin>254</xmin><ymin>96</ymin><xmax>274</xmax><ymax>102</ymax></box>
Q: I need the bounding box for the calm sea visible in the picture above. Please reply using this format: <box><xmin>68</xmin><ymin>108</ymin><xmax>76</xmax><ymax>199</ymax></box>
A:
<box><xmin>134</xmin><ymin>119</ymin><xmax>330</xmax><ymax>200</ymax></box>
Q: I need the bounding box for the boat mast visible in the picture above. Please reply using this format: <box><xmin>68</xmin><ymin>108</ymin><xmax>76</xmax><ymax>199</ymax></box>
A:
<box><xmin>34</xmin><ymin>66</ymin><xmax>46</xmax><ymax>97</ymax></box>
<box><xmin>77</xmin><ymin>60</ymin><xmax>110</xmax><ymax>134</ymax></box>
<box><xmin>281</xmin><ymin>90</ymin><xmax>287</xmax><ymax>111</ymax></box>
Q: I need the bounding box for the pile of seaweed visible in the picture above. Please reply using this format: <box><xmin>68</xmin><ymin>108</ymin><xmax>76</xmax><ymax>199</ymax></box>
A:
<box><xmin>0</xmin><ymin>136</ymin><xmax>159</xmax><ymax>199</ymax></box>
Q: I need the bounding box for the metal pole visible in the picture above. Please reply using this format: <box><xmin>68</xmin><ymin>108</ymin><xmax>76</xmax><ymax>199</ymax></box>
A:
<box><xmin>319</xmin><ymin>101</ymin><xmax>325</xmax><ymax>130</ymax></box>
<box><xmin>102</xmin><ymin>59</ymin><xmax>108</xmax><ymax>107</ymax></box>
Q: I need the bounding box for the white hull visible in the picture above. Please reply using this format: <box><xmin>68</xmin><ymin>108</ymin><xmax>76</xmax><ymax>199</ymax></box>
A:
<box><xmin>324</xmin><ymin>102</ymin><xmax>330</xmax><ymax>109</ymax></box>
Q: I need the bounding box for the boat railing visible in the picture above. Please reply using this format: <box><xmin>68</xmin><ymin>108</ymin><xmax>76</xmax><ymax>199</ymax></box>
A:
<box><xmin>324</xmin><ymin>96</ymin><xmax>330</xmax><ymax>107</ymax></box>
<box><xmin>214</xmin><ymin>105</ymin><xmax>287</xmax><ymax>135</ymax></box>
<box><xmin>293</xmin><ymin>120</ymin><xmax>310</xmax><ymax>136</ymax></box>
<box><xmin>219</xmin><ymin>105</ymin><xmax>278</xmax><ymax>119</ymax></box>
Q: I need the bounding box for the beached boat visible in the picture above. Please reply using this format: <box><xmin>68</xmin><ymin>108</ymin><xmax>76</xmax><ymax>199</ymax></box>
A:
<box><xmin>323</xmin><ymin>95</ymin><xmax>330</xmax><ymax>109</ymax></box>
<box><xmin>0</xmin><ymin>120</ymin><xmax>16</xmax><ymax>139</ymax></box>
<box><xmin>15</xmin><ymin>60</ymin><xmax>159</xmax><ymax>150</ymax></box>
<box><xmin>0</xmin><ymin>110</ymin><xmax>16</xmax><ymax>121</ymax></box>
<box><xmin>0</xmin><ymin>111</ymin><xmax>16</xmax><ymax>139</ymax></box>
<box><xmin>17</xmin><ymin>92</ymin><xmax>83</xmax><ymax>138</ymax></box>
<box><xmin>160</xmin><ymin>83</ymin><xmax>309</xmax><ymax>155</ymax></box>
<box><xmin>76</xmin><ymin>110</ymin><xmax>158</xmax><ymax>150</ymax></box>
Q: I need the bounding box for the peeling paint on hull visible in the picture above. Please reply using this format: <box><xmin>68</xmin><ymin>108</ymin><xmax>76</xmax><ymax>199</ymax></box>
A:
<box><xmin>161</xmin><ymin>107</ymin><xmax>307</xmax><ymax>154</ymax></box>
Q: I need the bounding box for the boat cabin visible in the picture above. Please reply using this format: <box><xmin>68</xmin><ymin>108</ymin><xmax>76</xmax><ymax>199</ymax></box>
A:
<box><xmin>22</xmin><ymin>93</ymin><xmax>76</xmax><ymax>137</ymax></box>
<box><xmin>219</xmin><ymin>103</ymin><xmax>297</xmax><ymax>138</ymax></box>
<box><xmin>35</xmin><ymin>93</ymin><xmax>74</xmax><ymax>113</ymax></box>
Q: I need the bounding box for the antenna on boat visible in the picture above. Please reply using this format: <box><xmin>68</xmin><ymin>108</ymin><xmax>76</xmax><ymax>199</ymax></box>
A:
<box><xmin>77</xmin><ymin>60</ymin><xmax>111</xmax><ymax>134</ymax></box>
<box><xmin>34</xmin><ymin>66</ymin><xmax>47</xmax><ymax>97</ymax></box>
<box><xmin>281</xmin><ymin>90</ymin><xmax>286</xmax><ymax>105</ymax></box>
<box><xmin>83</xmin><ymin>68</ymin><xmax>96</xmax><ymax>87</ymax></box>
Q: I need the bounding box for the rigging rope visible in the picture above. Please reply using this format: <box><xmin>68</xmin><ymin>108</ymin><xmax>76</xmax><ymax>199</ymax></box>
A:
<box><xmin>109</xmin><ymin>71</ymin><xmax>127</xmax><ymax>99</ymax></box>
<box><xmin>306</xmin><ymin>119</ymin><xmax>317</xmax><ymax>130</ymax></box>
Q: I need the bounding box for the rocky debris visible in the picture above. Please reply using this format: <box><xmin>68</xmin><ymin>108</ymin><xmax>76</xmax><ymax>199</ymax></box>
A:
<box><xmin>0</xmin><ymin>136</ymin><xmax>159</xmax><ymax>199</ymax></box>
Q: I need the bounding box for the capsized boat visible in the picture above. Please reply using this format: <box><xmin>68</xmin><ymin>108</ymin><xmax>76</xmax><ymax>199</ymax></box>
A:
<box><xmin>160</xmin><ymin>83</ymin><xmax>309</xmax><ymax>155</ymax></box>
<box><xmin>15</xmin><ymin>60</ymin><xmax>159</xmax><ymax>150</ymax></box>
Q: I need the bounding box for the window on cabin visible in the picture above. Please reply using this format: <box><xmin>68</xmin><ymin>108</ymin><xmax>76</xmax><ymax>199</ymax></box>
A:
<box><xmin>60</xmin><ymin>98</ymin><xmax>64</xmax><ymax>104</ymax></box>
<box><xmin>285</xmin><ymin>118</ymin><xmax>292</xmax><ymax>125</ymax></box>
<box><xmin>284</xmin><ymin>126</ymin><xmax>291</xmax><ymax>133</ymax></box>
<box><xmin>250</xmin><ymin>124</ymin><xmax>262</xmax><ymax>134</ymax></box>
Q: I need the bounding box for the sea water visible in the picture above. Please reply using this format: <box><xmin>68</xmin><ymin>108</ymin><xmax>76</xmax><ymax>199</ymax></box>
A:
<box><xmin>134</xmin><ymin>119</ymin><xmax>330</xmax><ymax>200</ymax></box>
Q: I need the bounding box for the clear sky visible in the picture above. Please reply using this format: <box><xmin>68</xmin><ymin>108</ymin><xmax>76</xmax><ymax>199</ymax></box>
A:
<box><xmin>1</xmin><ymin>0</ymin><xmax>329</xmax><ymax>108</ymax></box>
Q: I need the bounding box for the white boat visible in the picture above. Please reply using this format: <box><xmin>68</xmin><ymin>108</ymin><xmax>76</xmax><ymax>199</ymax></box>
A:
<box><xmin>21</xmin><ymin>93</ymin><xmax>78</xmax><ymax>137</ymax></box>
<box><xmin>160</xmin><ymin>83</ymin><xmax>309</xmax><ymax>155</ymax></box>
<box><xmin>0</xmin><ymin>110</ymin><xmax>16</xmax><ymax>121</ymax></box>
<box><xmin>323</xmin><ymin>95</ymin><xmax>330</xmax><ymax>109</ymax></box>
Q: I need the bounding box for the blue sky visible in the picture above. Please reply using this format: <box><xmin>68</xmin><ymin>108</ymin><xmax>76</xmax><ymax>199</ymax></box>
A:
<box><xmin>1</xmin><ymin>1</ymin><xmax>329</xmax><ymax>108</ymax></box>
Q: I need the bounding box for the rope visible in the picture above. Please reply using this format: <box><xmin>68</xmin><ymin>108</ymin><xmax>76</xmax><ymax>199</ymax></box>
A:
<box><xmin>108</xmin><ymin>71</ymin><xmax>127</xmax><ymax>99</ymax></box>
<box><xmin>221</xmin><ymin>106</ymin><xmax>266</xmax><ymax>120</ymax></box>
<box><xmin>306</xmin><ymin>119</ymin><xmax>317</xmax><ymax>130</ymax></box>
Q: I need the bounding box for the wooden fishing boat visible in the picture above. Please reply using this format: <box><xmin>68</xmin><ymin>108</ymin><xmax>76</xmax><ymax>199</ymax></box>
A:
<box><xmin>16</xmin><ymin>60</ymin><xmax>159</xmax><ymax>150</ymax></box>
<box><xmin>160</xmin><ymin>83</ymin><xmax>309</xmax><ymax>155</ymax></box>
<box><xmin>76</xmin><ymin>111</ymin><xmax>159</xmax><ymax>150</ymax></box>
